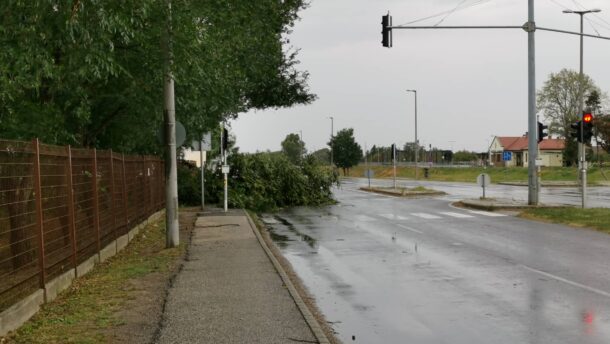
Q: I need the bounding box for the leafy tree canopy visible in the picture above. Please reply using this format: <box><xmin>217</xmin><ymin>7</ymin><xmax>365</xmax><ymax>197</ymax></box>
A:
<box><xmin>281</xmin><ymin>133</ymin><xmax>306</xmax><ymax>164</ymax></box>
<box><xmin>328</xmin><ymin>128</ymin><xmax>362</xmax><ymax>175</ymax></box>
<box><xmin>0</xmin><ymin>0</ymin><xmax>315</xmax><ymax>154</ymax></box>
<box><xmin>537</xmin><ymin>69</ymin><xmax>600</xmax><ymax>138</ymax></box>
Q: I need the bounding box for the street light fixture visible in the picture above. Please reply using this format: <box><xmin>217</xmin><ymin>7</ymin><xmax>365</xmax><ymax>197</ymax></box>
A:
<box><xmin>406</xmin><ymin>90</ymin><xmax>418</xmax><ymax>179</ymax></box>
<box><xmin>562</xmin><ymin>7</ymin><xmax>601</xmax><ymax>208</ymax></box>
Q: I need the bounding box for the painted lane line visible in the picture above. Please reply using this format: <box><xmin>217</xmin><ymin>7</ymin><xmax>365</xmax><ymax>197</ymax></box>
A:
<box><xmin>397</xmin><ymin>224</ymin><xmax>423</xmax><ymax>234</ymax></box>
<box><xmin>379</xmin><ymin>214</ymin><xmax>409</xmax><ymax>220</ymax></box>
<box><xmin>411</xmin><ymin>213</ymin><xmax>441</xmax><ymax>220</ymax></box>
<box><xmin>467</xmin><ymin>210</ymin><xmax>507</xmax><ymax>217</ymax></box>
<box><xmin>439</xmin><ymin>212</ymin><xmax>473</xmax><ymax>218</ymax></box>
<box><xmin>521</xmin><ymin>265</ymin><xmax>610</xmax><ymax>299</ymax></box>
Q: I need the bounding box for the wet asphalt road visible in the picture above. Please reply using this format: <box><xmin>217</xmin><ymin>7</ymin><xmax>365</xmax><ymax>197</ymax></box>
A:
<box><xmin>262</xmin><ymin>183</ymin><xmax>610</xmax><ymax>343</ymax></box>
<box><xmin>344</xmin><ymin>177</ymin><xmax>610</xmax><ymax>208</ymax></box>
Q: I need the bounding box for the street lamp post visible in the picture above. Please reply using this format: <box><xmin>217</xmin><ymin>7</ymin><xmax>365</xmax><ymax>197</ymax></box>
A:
<box><xmin>406</xmin><ymin>90</ymin><xmax>418</xmax><ymax>179</ymax></box>
<box><xmin>328</xmin><ymin>116</ymin><xmax>334</xmax><ymax>166</ymax></box>
<box><xmin>563</xmin><ymin>8</ymin><xmax>601</xmax><ymax>209</ymax></box>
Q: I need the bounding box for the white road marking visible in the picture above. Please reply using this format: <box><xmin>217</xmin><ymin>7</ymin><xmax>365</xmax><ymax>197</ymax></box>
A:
<box><xmin>411</xmin><ymin>213</ymin><xmax>441</xmax><ymax>220</ymax></box>
<box><xmin>379</xmin><ymin>214</ymin><xmax>409</xmax><ymax>220</ymax></box>
<box><xmin>467</xmin><ymin>210</ymin><xmax>507</xmax><ymax>217</ymax></box>
<box><xmin>521</xmin><ymin>265</ymin><xmax>610</xmax><ymax>299</ymax></box>
<box><xmin>439</xmin><ymin>212</ymin><xmax>473</xmax><ymax>218</ymax></box>
<box><xmin>397</xmin><ymin>224</ymin><xmax>423</xmax><ymax>234</ymax></box>
<box><xmin>356</xmin><ymin>215</ymin><xmax>377</xmax><ymax>222</ymax></box>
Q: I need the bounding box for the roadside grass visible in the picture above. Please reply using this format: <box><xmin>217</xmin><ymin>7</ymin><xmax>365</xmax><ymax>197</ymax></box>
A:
<box><xmin>346</xmin><ymin>165</ymin><xmax>608</xmax><ymax>184</ymax></box>
<box><xmin>3</xmin><ymin>216</ymin><xmax>185</xmax><ymax>344</ymax></box>
<box><xmin>519</xmin><ymin>208</ymin><xmax>610</xmax><ymax>234</ymax></box>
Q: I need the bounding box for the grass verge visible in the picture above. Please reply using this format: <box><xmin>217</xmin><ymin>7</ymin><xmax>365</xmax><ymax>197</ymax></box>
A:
<box><xmin>1</xmin><ymin>210</ymin><xmax>195</xmax><ymax>344</ymax></box>
<box><xmin>519</xmin><ymin>208</ymin><xmax>610</xmax><ymax>234</ymax></box>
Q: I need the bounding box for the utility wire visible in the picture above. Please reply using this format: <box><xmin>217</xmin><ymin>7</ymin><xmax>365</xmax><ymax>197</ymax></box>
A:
<box><xmin>434</xmin><ymin>0</ymin><xmax>470</xmax><ymax>26</ymax></box>
<box><xmin>548</xmin><ymin>0</ymin><xmax>610</xmax><ymax>34</ymax></box>
<box><xmin>397</xmin><ymin>0</ymin><xmax>494</xmax><ymax>26</ymax></box>
<box><xmin>570</xmin><ymin>0</ymin><xmax>610</xmax><ymax>33</ymax></box>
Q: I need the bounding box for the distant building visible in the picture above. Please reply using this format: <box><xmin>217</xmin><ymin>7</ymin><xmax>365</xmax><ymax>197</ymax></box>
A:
<box><xmin>489</xmin><ymin>135</ymin><xmax>565</xmax><ymax>167</ymax></box>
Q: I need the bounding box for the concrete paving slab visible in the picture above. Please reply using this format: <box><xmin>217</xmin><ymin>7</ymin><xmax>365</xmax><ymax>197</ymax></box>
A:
<box><xmin>155</xmin><ymin>212</ymin><xmax>318</xmax><ymax>344</ymax></box>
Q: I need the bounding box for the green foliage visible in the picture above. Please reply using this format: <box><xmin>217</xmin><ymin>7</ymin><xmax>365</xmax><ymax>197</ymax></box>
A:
<box><xmin>537</xmin><ymin>69</ymin><xmax>600</xmax><ymax>138</ymax></box>
<box><xmin>197</xmin><ymin>153</ymin><xmax>336</xmax><ymax>211</ymax></box>
<box><xmin>0</xmin><ymin>1</ymin><xmax>314</xmax><ymax>154</ymax></box>
<box><xmin>281</xmin><ymin>133</ymin><xmax>306</xmax><ymax>164</ymax></box>
<box><xmin>177</xmin><ymin>162</ymin><xmax>202</xmax><ymax>206</ymax></box>
<box><xmin>328</xmin><ymin>128</ymin><xmax>362</xmax><ymax>174</ymax></box>
<box><xmin>452</xmin><ymin>150</ymin><xmax>478</xmax><ymax>162</ymax></box>
<box><xmin>310</xmin><ymin>148</ymin><xmax>330</xmax><ymax>165</ymax></box>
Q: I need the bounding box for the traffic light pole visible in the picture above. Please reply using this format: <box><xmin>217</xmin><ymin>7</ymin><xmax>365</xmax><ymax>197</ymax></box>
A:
<box><xmin>526</xmin><ymin>0</ymin><xmax>538</xmax><ymax>205</ymax></box>
<box><xmin>578</xmin><ymin>13</ymin><xmax>587</xmax><ymax>209</ymax></box>
<box><xmin>383</xmin><ymin>0</ymin><xmax>610</xmax><ymax>205</ymax></box>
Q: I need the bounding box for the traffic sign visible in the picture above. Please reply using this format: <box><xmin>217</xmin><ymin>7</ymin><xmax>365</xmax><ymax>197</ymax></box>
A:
<box><xmin>502</xmin><ymin>151</ymin><xmax>512</xmax><ymax>161</ymax></box>
<box><xmin>477</xmin><ymin>173</ymin><xmax>491</xmax><ymax>187</ymax></box>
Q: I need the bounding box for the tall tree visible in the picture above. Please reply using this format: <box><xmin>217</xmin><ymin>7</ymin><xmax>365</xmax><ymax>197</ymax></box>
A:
<box><xmin>328</xmin><ymin>128</ymin><xmax>362</xmax><ymax>175</ymax></box>
<box><xmin>537</xmin><ymin>69</ymin><xmax>601</xmax><ymax>166</ymax></box>
<box><xmin>537</xmin><ymin>69</ymin><xmax>600</xmax><ymax>137</ymax></box>
<box><xmin>281</xmin><ymin>133</ymin><xmax>306</xmax><ymax>164</ymax></box>
<box><xmin>0</xmin><ymin>0</ymin><xmax>315</xmax><ymax>153</ymax></box>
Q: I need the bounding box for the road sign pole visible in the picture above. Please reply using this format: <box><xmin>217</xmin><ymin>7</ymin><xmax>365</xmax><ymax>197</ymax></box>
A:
<box><xmin>393</xmin><ymin>143</ymin><xmax>397</xmax><ymax>189</ymax></box>
<box><xmin>200</xmin><ymin>140</ymin><xmax>205</xmax><ymax>211</ymax></box>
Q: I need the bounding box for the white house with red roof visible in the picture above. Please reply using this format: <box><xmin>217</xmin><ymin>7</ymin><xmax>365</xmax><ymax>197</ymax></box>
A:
<box><xmin>489</xmin><ymin>135</ymin><xmax>565</xmax><ymax>167</ymax></box>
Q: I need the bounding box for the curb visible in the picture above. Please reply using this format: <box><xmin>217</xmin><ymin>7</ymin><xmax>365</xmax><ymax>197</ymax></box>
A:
<box><xmin>245</xmin><ymin>213</ymin><xmax>331</xmax><ymax>344</ymax></box>
<box><xmin>455</xmin><ymin>200</ymin><xmax>567</xmax><ymax>211</ymax></box>
<box><xmin>360</xmin><ymin>187</ymin><xmax>445</xmax><ymax>197</ymax></box>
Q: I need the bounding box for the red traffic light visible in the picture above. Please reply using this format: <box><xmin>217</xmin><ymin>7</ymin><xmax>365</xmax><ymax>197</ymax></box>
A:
<box><xmin>583</xmin><ymin>113</ymin><xmax>593</xmax><ymax>123</ymax></box>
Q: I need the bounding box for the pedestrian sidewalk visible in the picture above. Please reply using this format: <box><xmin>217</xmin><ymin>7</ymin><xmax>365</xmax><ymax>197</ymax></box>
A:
<box><xmin>155</xmin><ymin>209</ymin><xmax>323</xmax><ymax>344</ymax></box>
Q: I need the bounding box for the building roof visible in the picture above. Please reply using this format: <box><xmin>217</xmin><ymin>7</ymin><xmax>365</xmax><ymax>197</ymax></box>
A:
<box><xmin>496</xmin><ymin>136</ymin><xmax>564</xmax><ymax>151</ymax></box>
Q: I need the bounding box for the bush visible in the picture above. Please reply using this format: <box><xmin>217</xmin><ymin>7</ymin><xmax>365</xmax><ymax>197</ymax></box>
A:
<box><xmin>179</xmin><ymin>152</ymin><xmax>336</xmax><ymax>211</ymax></box>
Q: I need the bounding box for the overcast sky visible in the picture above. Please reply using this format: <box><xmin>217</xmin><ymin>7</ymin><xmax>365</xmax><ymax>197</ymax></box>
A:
<box><xmin>231</xmin><ymin>0</ymin><xmax>610</xmax><ymax>153</ymax></box>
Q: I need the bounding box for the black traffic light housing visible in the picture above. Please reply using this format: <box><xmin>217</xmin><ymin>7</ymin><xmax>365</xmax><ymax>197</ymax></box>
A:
<box><xmin>382</xmin><ymin>14</ymin><xmax>392</xmax><ymax>48</ymax></box>
<box><xmin>391</xmin><ymin>143</ymin><xmax>396</xmax><ymax>161</ymax></box>
<box><xmin>582</xmin><ymin>112</ymin><xmax>594</xmax><ymax>144</ymax></box>
<box><xmin>570</xmin><ymin>121</ymin><xmax>582</xmax><ymax>143</ymax></box>
<box><xmin>537</xmin><ymin>122</ymin><xmax>548</xmax><ymax>143</ymax></box>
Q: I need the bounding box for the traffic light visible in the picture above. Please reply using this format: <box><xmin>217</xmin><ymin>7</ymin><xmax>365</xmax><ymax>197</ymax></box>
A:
<box><xmin>583</xmin><ymin>112</ymin><xmax>594</xmax><ymax>144</ymax></box>
<box><xmin>391</xmin><ymin>143</ymin><xmax>396</xmax><ymax>161</ymax></box>
<box><xmin>381</xmin><ymin>14</ymin><xmax>392</xmax><ymax>48</ymax></box>
<box><xmin>537</xmin><ymin>121</ymin><xmax>548</xmax><ymax>143</ymax></box>
<box><xmin>570</xmin><ymin>121</ymin><xmax>582</xmax><ymax>142</ymax></box>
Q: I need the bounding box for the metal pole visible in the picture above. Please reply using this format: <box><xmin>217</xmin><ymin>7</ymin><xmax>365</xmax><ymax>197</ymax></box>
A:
<box><xmin>579</xmin><ymin>13</ymin><xmax>587</xmax><ymax>209</ymax></box>
<box><xmin>329</xmin><ymin>116</ymin><xmax>334</xmax><ymax>166</ymax></box>
<box><xmin>164</xmin><ymin>0</ymin><xmax>179</xmax><ymax>247</ymax></box>
<box><xmin>527</xmin><ymin>0</ymin><xmax>539</xmax><ymax>205</ymax></box>
<box><xmin>32</xmin><ymin>139</ymin><xmax>46</xmax><ymax>290</ymax></box>
<box><xmin>393</xmin><ymin>144</ymin><xmax>397</xmax><ymax>189</ymax></box>
<box><xmin>200</xmin><ymin>140</ymin><xmax>205</xmax><ymax>210</ymax></box>
<box><xmin>365</xmin><ymin>142</ymin><xmax>371</xmax><ymax>188</ymax></box>
<box><xmin>222</xmin><ymin>123</ymin><xmax>228</xmax><ymax>212</ymax></box>
<box><xmin>414</xmin><ymin>91</ymin><xmax>418</xmax><ymax>180</ymax></box>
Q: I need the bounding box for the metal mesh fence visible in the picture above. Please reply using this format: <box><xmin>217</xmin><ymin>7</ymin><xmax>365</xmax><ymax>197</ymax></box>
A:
<box><xmin>0</xmin><ymin>139</ymin><xmax>164</xmax><ymax>312</ymax></box>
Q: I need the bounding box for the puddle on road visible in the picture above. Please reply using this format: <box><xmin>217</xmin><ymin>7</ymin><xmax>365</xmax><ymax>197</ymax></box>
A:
<box><xmin>272</xmin><ymin>215</ymin><xmax>318</xmax><ymax>249</ymax></box>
